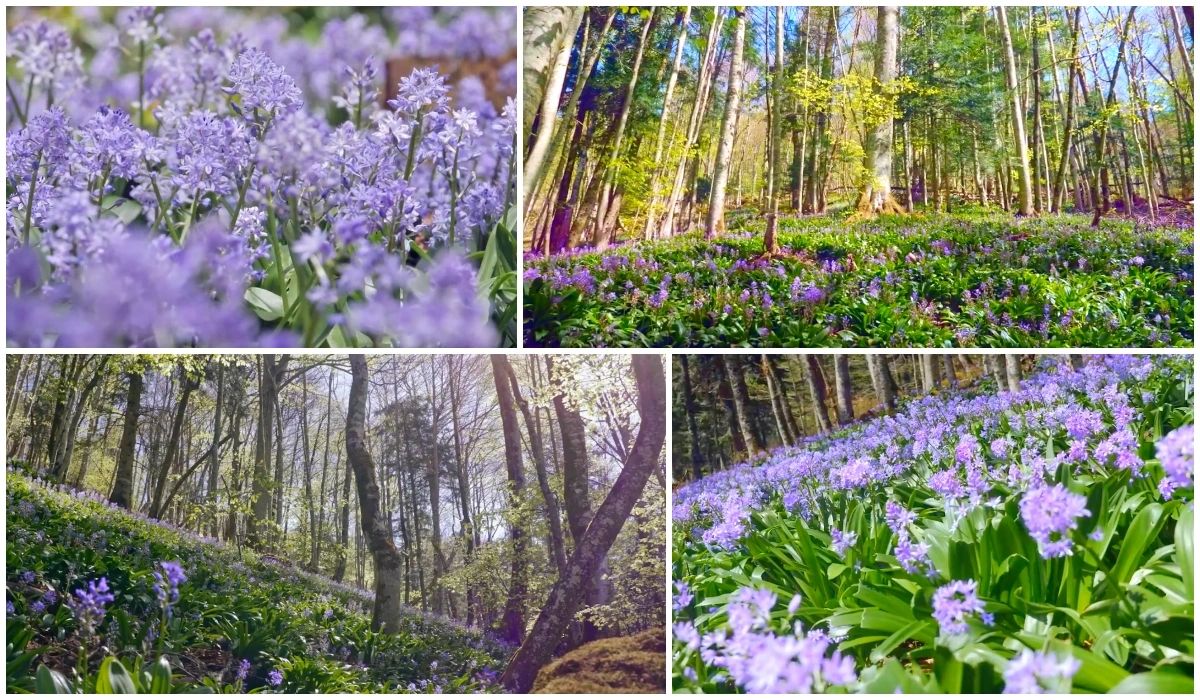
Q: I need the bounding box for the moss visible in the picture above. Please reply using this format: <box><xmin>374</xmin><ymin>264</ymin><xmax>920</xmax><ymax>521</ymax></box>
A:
<box><xmin>532</xmin><ymin>629</ymin><xmax>665</xmax><ymax>694</ymax></box>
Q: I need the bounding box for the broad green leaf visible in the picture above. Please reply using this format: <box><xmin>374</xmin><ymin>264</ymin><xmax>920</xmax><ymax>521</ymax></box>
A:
<box><xmin>244</xmin><ymin>287</ymin><xmax>284</xmax><ymax>322</ymax></box>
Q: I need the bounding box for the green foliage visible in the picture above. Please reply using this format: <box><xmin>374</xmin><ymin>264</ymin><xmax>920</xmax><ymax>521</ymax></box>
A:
<box><xmin>524</xmin><ymin>210</ymin><xmax>1193</xmax><ymax>348</ymax></box>
<box><xmin>5</xmin><ymin>474</ymin><xmax>508</xmax><ymax>693</ymax></box>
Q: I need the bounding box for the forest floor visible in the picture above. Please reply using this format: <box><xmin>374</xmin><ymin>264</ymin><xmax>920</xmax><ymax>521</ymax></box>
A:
<box><xmin>5</xmin><ymin>469</ymin><xmax>509</xmax><ymax>693</ymax></box>
<box><xmin>524</xmin><ymin>207</ymin><xmax>1193</xmax><ymax>348</ymax></box>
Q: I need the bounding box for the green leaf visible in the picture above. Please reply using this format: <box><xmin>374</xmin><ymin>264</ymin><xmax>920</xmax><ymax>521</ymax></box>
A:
<box><xmin>1108</xmin><ymin>671</ymin><xmax>1194</xmax><ymax>694</ymax></box>
<box><xmin>1175</xmin><ymin>507</ymin><xmax>1193</xmax><ymax>600</ymax></box>
<box><xmin>149</xmin><ymin>656</ymin><xmax>173</xmax><ymax>694</ymax></box>
<box><xmin>97</xmin><ymin>656</ymin><xmax>138</xmax><ymax>693</ymax></box>
<box><xmin>35</xmin><ymin>665</ymin><xmax>72</xmax><ymax>694</ymax></box>
<box><xmin>244</xmin><ymin>287</ymin><xmax>284</xmax><ymax>322</ymax></box>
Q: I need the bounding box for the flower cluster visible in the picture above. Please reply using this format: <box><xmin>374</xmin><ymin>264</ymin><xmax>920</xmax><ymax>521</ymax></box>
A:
<box><xmin>6</xmin><ymin>8</ymin><xmax>517</xmax><ymax>347</ymax></box>
<box><xmin>931</xmin><ymin>579</ymin><xmax>989</xmax><ymax>636</ymax></box>
<box><xmin>66</xmin><ymin>577</ymin><xmax>115</xmax><ymax>636</ymax></box>
<box><xmin>1001</xmin><ymin>649</ymin><xmax>1081</xmax><ymax>694</ymax></box>
<box><xmin>152</xmin><ymin>560</ymin><xmax>187</xmax><ymax>615</ymax></box>
<box><xmin>675</xmin><ymin>586</ymin><xmax>857</xmax><ymax>693</ymax></box>
<box><xmin>1019</xmin><ymin>483</ymin><xmax>1091</xmax><ymax>558</ymax></box>
<box><xmin>1156</xmin><ymin>424</ymin><xmax>1193</xmax><ymax>500</ymax></box>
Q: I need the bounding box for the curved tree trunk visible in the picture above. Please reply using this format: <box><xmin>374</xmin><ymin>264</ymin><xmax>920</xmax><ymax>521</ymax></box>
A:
<box><xmin>499</xmin><ymin>355</ymin><xmax>665</xmax><ymax>693</ymax></box>
<box><xmin>347</xmin><ymin>355</ymin><xmax>406</xmax><ymax>633</ymax></box>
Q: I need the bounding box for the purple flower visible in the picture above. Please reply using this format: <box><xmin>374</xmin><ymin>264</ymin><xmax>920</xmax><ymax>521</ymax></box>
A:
<box><xmin>1019</xmin><ymin>483</ymin><xmax>1089</xmax><ymax>558</ymax></box>
<box><xmin>1156</xmin><ymin>424</ymin><xmax>1193</xmax><ymax>499</ymax></box>
<box><xmin>387</xmin><ymin>67</ymin><xmax>449</xmax><ymax>117</ymax></box>
<box><xmin>235</xmin><ymin>658</ymin><xmax>251</xmax><ymax>682</ymax></box>
<box><xmin>152</xmin><ymin>560</ymin><xmax>187</xmax><ymax>609</ymax></box>
<box><xmin>673</xmin><ymin>581</ymin><xmax>693</xmax><ymax>612</ymax></box>
<box><xmin>932</xmin><ymin>579</ymin><xmax>986</xmax><ymax>636</ymax></box>
<box><xmin>267</xmin><ymin>669</ymin><xmax>284</xmax><ymax>687</ymax></box>
<box><xmin>67</xmin><ymin>577</ymin><xmax>115</xmax><ymax>636</ymax></box>
<box><xmin>7</xmin><ymin>107</ymin><xmax>72</xmax><ymax>182</ymax></box>
<box><xmin>830</xmin><ymin>528</ymin><xmax>857</xmax><ymax>557</ymax></box>
<box><xmin>226</xmin><ymin>48</ymin><xmax>303</xmax><ymax>117</ymax></box>
<box><xmin>1002</xmin><ymin>649</ymin><xmax>1080</xmax><ymax>693</ymax></box>
<box><xmin>7</xmin><ymin>20</ymin><xmax>83</xmax><ymax>101</ymax></box>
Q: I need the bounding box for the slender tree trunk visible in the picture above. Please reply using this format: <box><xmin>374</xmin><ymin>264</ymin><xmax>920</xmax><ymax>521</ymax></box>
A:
<box><xmin>491</xmin><ymin>356</ymin><xmax>529</xmax><ymax>645</ymax></box>
<box><xmin>722</xmin><ymin>355</ymin><xmax>763</xmax><ymax>455</ymax></box>
<box><xmin>1051</xmin><ymin>8</ymin><xmax>1082</xmax><ymax>212</ymax></box>
<box><xmin>1090</xmin><ymin>7</ymin><xmax>1137</xmax><ymax>227</ymax></box>
<box><xmin>109</xmin><ymin>371</ymin><xmax>143</xmax><ymax>509</ymax></box>
<box><xmin>833</xmin><ymin>355</ymin><xmax>854</xmax><ymax>426</ymax></box>
<box><xmin>804</xmin><ymin>356</ymin><xmax>834</xmax><ymax>434</ymax></box>
<box><xmin>706</xmin><ymin>9</ymin><xmax>747</xmax><ymax>238</ymax></box>
<box><xmin>594</xmin><ymin>9</ymin><xmax>656</xmax><ymax>250</ymax></box>
<box><xmin>679</xmin><ymin>356</ymin><xmax>705</xmax><ymax>480</ymax></box>
<box><xmin>644</xmin><ymin>7</ymin><xmax>692</xmax><ymax>239</ymax></box>
<box><xmin>149</xmin><ymin>372</ymin><xmax>196</xmax><ymax>520</ymax></box>
<box><xmin>763</xmin><ymin>6</ymin><xmax>786</xmax><ymax>253</ymax></box>
<box><xmin>996</xmin><ymin>6</ymin><xmax>1034</xmax><ymax>215</ymax></box>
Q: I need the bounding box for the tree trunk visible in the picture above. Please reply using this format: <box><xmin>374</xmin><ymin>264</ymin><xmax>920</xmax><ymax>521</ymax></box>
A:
<box><xmin>996</xmin><ymin>6</ymin><xmax>1035</xmax><ymax>215</ymax></box>
<box><xmin>920</xmin><ymin>355</ymin><xmax>940</xmax><ymax>393</ymax></box>
<box><xmin>804</xmin><ymin>356</ymin><xmax>834</xmax><ymax>434</ymax></box>
<box><xmin>722</xmin><ymin>355</ymin><xmax>763</xmax><ymax>455</ymax></box>
<box><xmin>108</xmin><ymin>371</ymin><xmax>144</xmax><ymax>510</ymax></box>
<box><xmin>491</xmin><ymin>355</ymin><xmax>529</xmax><ymax>645</ymax></box>
<box><xmin>679</xmin><ymin>356</ymin><xmax>705</xmax><ymax>480</ymax></box>
<box><xmin>248</xmin><ymin>355</ymin><xmax>289</xmax><ymax>548</ymax></box>
<box><xmin>500</xmin><ymin>355</ymin><xmax>665</xmax><ymax>693</ymax></box>
<box><xmin>346</xmin><ymin>355</ymin><xmax>406</xmax><ymax>633</ymax></box>
<box><xmin>522</xmin><ymin>7</ymin><xmax>584</xmax><ymax>139</ymax></box>
<box><xmin>866</xmin><ymin>355</ymin><xmax>898</xmax><ymax>412</ymax></box>
<box><xmin>1051</xmin><ymin>8</ymin><xmax>1082</xmax><ymax>212</ymax></box>
<box><xmin>763</xmin><ymin>6</ymin><xmax>786</xmax><ymax>253</ymax></box>
<box><xmin>523</xmin><ymin>8</ymin><xmax>585</xmax><ymax>213</ymax></box>
<box><xmin>858</xmin><ymin>6</ymin><xmax>904</xmax><ymax>214</ymax></box>
<box><xmin>594</xmin><ymin>9</ymin><xmax>656</xmax><ymax>249</ymax></box>
<box><xmin>644</xmin><ymin>7</ymin><xmax>692</xmax><ymax>239</ymax></box>
<box><xmin>706</xmin><ymin>8</ymin><xmax>746</xmax><ymax>238</ymax></box>
<box><xmin>1089</xmin><ymin>7</ymin><xmax>1137</xmax><ymax>227</ymax></box>
<box><xmin>148</xmin><ymin>371</ymin><xmax>196</xmax><ymax>520</ymax></box>
<box><xmin>833</xmin><ymin>355</ymin><xmax>854</xmax><ymax>426</ymax></box>
<box><xmin>1004</xmin><ymin>354</ymin><xmax>1023</xmax><ymax>393</ymax></box>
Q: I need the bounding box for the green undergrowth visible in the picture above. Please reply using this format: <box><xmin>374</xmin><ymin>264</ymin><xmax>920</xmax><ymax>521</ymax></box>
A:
<box><xmin>5</xmin><ymin>471</ymin><xmax>508</xmax><ymax>693</ymax></box>
<box><xmin>525</xmin><ymin>209</ymin><xmax>1193</xmax><ymax>348</ymax></box>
